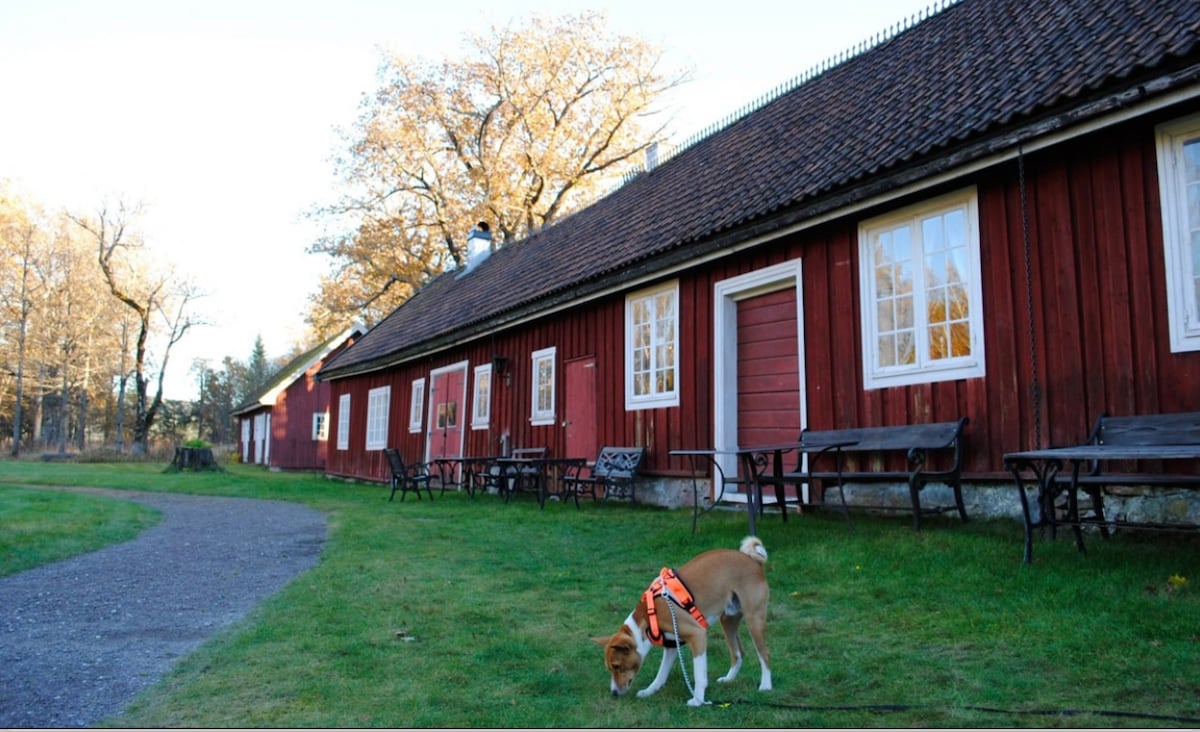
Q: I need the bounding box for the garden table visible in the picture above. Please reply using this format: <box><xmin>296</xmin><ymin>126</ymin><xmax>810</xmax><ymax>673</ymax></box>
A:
<box><xmin>671</xmin><ymin>439</ymin><xmax>855</xmax><ymax>536</ymax></box>
<box><xmin>1004</xmin><ymin>444</ymin><xmax>1200</xmax><ymax>564</ymax></box>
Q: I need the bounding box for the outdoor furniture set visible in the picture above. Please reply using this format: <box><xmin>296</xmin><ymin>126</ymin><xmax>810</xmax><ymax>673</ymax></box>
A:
<box><xmin>399</xmin><ymin>446</ymin><xmax>643</xmax><ymax>510</ymax></box>
<box><xmin>390</xmin><ymin>410</ymin><xmax>1200</xmax><ymax>562</ymax></box>
<box><xmin>671</xmin><ymin>418</ymin><xmax>968</xmax><ymax>536</ymax></box>
<box><xmin>1004</xmin><ymin>411</ymin><xmax>1200</xmax><ymax>563</ymax></box>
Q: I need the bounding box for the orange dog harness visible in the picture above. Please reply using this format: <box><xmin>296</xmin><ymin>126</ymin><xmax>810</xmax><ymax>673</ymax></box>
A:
<box><xmin>642</xmin><ymin>567</ymin><xmax>707</xmax><ymax>647</ymax></box>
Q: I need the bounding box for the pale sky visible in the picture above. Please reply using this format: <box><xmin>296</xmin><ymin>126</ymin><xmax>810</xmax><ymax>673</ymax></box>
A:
<box><xmin>0</xmin><ymin>0</ymin><xmax>938</xmax><ymax>400</ymax></box>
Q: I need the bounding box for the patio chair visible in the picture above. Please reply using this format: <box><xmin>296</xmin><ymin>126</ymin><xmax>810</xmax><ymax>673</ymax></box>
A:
<box><xmin>385</xmin><ymin>448</ymin><xmax>434</xmax><ymax>502</ymax></box>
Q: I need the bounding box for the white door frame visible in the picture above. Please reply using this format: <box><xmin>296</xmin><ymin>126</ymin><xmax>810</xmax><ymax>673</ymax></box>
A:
<box><xmin>712</xmin><ymin>258</ymin><xmax>807</xmax><ymax>502</ymax></box>
<box><xmin>253</xmin><ymin>412</ymin><xmax>268</xmax><ymax>465</ymax></box>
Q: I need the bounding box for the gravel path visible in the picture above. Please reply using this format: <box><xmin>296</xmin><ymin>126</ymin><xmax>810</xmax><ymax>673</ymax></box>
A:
<box><xmin>0</xmin><ymin>487</ymin><xmax>327</xmax><ymax>728</ymax></box>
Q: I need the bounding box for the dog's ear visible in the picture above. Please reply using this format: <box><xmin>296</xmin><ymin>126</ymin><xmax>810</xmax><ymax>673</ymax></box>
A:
<box><xmin>590</xmin><ymin>635</ymin><xmax>612</xmax><ymax>647</ymax></box>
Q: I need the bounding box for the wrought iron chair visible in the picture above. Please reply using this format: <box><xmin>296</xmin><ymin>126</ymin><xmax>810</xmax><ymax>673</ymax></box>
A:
<box><xmin>385</xmin><ymin>448</ymin><xmax>434</xmax><ymax>502</ymax></box>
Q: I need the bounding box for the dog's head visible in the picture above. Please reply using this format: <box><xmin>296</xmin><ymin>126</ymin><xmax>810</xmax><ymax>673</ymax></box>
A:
<box><xmin>591</xmin><ymin>625</ymin><xmax>643</xmax><ymax>697</ymax></box>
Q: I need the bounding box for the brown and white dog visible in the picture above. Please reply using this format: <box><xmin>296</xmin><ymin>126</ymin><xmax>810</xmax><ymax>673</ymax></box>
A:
<box><xmin>592</xmin><ymin>536</ymin><xmax>771</xmax><ymax>707</ymax></box>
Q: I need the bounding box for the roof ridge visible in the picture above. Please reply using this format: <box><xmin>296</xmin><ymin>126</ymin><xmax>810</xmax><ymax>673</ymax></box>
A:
<box><xmin>626</xmin><ymin>0</ymin><xmax>961</xmax><ymax>181</ymax></box>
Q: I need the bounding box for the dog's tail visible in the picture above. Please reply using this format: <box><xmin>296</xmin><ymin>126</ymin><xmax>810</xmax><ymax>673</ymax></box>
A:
<box><xmin>739</xmin><ymin>536</ymin><xmax>768</xmax><ymax>564</ymax></box>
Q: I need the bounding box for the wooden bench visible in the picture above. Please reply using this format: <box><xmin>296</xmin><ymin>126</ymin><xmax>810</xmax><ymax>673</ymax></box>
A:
<box><xmin>1053</xmin><ymin>411</ymin><xmax>1200</xmax><ymax>534</ymax></box>
<box><xmin>385</xmin><ymin>448</ymin><xmax>435</xmax><ymax>502</ymax></box>
<box><xmin>783</xmin><ymin>417</ymin><xmax>970</xmax><ymax>531</ymax></box>
<box><xmin>561</xmin><ymin>446</ymin><xmax>646</xmax><ymax>505</ymax></box>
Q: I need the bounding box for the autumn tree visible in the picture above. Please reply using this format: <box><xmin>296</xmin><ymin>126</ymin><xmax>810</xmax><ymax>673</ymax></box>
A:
<box><xmin>0</xmin><ymin>187</ymin><xmax>43</xmax><ymax>454</ymax></box>
<box><xmin>0</xmin><ymin>187</ymin><xmax>131</xmax><ymax>454</ymax></box>
<box><xmin>306</xmin><ymin>11</ymin><xmax>688</xmax><ymax>334</ymax></box>
<box><xmin>71</xmin><ymin>203</ymin><xmax>201</xmax><ymax>455</ymax></box>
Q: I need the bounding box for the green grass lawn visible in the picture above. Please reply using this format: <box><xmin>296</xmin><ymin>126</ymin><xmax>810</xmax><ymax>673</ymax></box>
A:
<box><xmin>0</xmin><ymin>484</ymin><xmax>160</xmax><ymax>577</ymax></box>
<box><xmin>2</xmin><ymin>459</ymin><xmax>1198</xmax><ymax>728</ymax></box>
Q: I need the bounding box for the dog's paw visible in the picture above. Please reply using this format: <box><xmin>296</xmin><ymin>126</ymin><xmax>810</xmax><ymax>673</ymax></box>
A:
<box><xmin>686</xmin><ymin>697</ymin><xmax>708</xmax><ymax>707</ymax></box>
<box><xmin>716</xmin><ymin>673</ymin><xmax>735</xmax><ymax>683</ymax></box>
<box><xmin>635</xmin><ymin>688</ymin><xmax>655</xmax><ymax>699</ymax></box>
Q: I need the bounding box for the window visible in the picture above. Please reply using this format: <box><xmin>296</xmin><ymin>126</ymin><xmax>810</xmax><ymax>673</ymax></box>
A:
<box><xmin>312</xmin><ymin>411</ymin><xmax>328</xmax><ymax>441</ymax></box>
<box><xmin>366</xmin><ymin>386</ymin><xmax>391</xmax><ymax>450</ymax></box>
<box><xmin>530</xmin><ymin>347</ymin><xmax>556</xmax><ymax>425</ymax></box>
<box><xmin>625</xmin><ymin>281</ymin><xmax>680</xmax><ymax>410</ymax></box>
<box><xmin>409</xmin><ymin>378</ymin><xmax>425</xmax><ymax>432</ymax></box>
<box><xmin>1156</xmin><ymin>114</ymin><xmax>1200</xmax><ymax>352</ymax></box>
<box><xmin>471</xmin><ymin>364</ymin><xmax>492</xmax><ymax>429</ymax></box>
<box><xmin>859</xmin><ymin>188</ymin><xmax>985</xmax><ymax>389</ymax></box>
<box><xmin>336</xmin><ymin>394</ymin><xmax>350</xmax><ymax>450</ymax></box>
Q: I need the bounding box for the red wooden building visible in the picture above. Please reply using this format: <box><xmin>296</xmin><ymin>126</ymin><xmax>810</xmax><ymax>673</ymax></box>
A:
<box><xmin>317</xmin><ymin>0</ymin><xmax>1200</xmax><ymax>514</ymax></box>
<box><xmin>234</xmin><ymin>326</ymin><xmax>361</xmax><ymax>471</ymax></box>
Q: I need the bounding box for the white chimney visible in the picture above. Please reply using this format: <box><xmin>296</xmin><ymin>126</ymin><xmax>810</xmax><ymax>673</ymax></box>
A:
<box><xmin>646</xmin><ymin>141</ymin><xmax>659</xmax><ymax>171</ymax></box>
<box><xmin>457</xmin><ymin>221</ymin><xmax>493</xmax><ymax>277</ymax></box>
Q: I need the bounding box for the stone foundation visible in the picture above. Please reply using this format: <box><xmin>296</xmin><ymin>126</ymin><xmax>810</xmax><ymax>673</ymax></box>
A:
<box><xmin>632</xmin><ymin>476</ymin><xmax>1200</xmax><ymax>526</ymax></box>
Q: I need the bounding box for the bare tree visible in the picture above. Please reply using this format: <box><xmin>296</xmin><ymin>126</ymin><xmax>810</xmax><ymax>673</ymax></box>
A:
<box><xmin>306</xmin><ymin>10</ymin><xmax>689</xmax><ymax>333</ymax></box>
<box><xmin>71</xmin><ymin>203</ymin><xmax>201</xmax><ymax>455</ymax></box>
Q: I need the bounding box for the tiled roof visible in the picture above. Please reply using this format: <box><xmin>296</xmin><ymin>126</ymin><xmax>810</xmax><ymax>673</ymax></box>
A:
<box><xmin>320</xmin><ymin>0</ymin><xmax>1200</xmax><ymax>379</ymax></box>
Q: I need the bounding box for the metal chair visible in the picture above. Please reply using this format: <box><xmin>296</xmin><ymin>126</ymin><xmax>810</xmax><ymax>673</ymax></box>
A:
<box><xmin>385</xmin><ymin>448</ymin><xmax>434</xmax><ymax>501</ymax></box>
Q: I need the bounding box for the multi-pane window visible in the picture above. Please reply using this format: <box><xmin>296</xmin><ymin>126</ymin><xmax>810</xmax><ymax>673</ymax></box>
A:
<box><xmin>625</xmin><ymin>282</ymin><xmax>679</xmax><ymax>409</ymax></box>
<box><xmin>312</xmin><ymin>411</ymin><xmax>328</xmax><ymax>441</ymax></box>
<box><xmin>472</xmin><ymin>364</ymin><xmax>492</xmax><ymax>429</ymax></box>
<box><xmin>409</xmin><ymin>378</ymin><xmax>425</xmax><ymax>432</ymax></box>
<box><xmin>531</xmin><ymin>347</ymin><xmax>556</xmax><ymax>425</ymax></box>
<box><xmin>859</xmin><ymin>189</ymin><xmax>985</xmax><ymax>389</ymax></box>
<box><xmin>1156</xmin><ymin>114</ymin><xmax>1200</xmax><ymax>352</ymax></box>
<box><xmin>336</xmin><ymin>394</ymin><xmax>350</xmax><ymax>450</ymax></box>
<box><xmin>366</xmin><ymin>386</ymin><xmax>390</xmax><ymax>450</ymax></box>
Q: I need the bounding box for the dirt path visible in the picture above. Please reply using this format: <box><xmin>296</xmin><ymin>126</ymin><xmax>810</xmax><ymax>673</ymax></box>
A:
<box><xmin>0</xmin><ymin>487</ymin><xmax>326</xmax><ymax>728</ymax></box>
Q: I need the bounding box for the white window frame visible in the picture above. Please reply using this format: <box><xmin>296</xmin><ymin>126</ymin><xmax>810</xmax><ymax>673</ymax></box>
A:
<box><xmin>336</xmin><ymin>394</ymin><xmax>350</xmax><ymax>450</ymax></box>
<box><xmin>408</xmin><ymin>378</ymin><xmax>425</xmax><ymax>432</ymax></box>
<box><xmin>312</xmin><ymin>411</ymin><xmax>328</xmax><ymax>441</ymax></box>
<box><xmin>1156</xmin><ymin>114</ymin><xmax>1200</xmax><ymax>352</ymax></box>
<box><xmin>471</xmin><ymin>364</ymin><xmax>492</xmax><ymax>429</ymax></box>
<box><xmin>530</xmin><ymin>347</ymin><xmax>556</xmax><ymax>426</ymax></box>
<box><xmin>858</xmin><ymin>187</ymin><xmax>986</xmax><ymax>389</ymax></box>
<box><xmin>624</xmin><ymin>281</ymin><xmax>680</xmax><ymax>410</ymax></box>
<box><xmin>366</xmin><ymin>385</ymin><xmax>391</xmax><ymax>450</ymax></box>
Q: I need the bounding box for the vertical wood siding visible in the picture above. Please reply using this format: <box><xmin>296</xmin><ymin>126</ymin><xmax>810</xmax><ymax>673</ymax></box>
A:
<box><xmin>325</xmin><ymin>114</ymin><xmax>1200</xmax><ymax>485</ymax></box>
<box><xmin>267</xmin><ymin>358</ymin><xmax>337</xmax><ymax>471</ymax></box>
<box><xmin>257</xmin><ymin>335</ymin><xmax>357</xmax><ymax>472</ymax></box>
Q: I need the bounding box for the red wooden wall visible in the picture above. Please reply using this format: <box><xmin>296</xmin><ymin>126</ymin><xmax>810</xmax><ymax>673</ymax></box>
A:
<box><xmin>269</xmin><ymin>360</ymin><xmax>328</xmax><ymax>471</ymax></box>
<box><xmin>263</xmin><ymin>333</ymin><xmax>359</xmax><ymax>472</ymax></box>
<box><xmin>326</xmin><ymin>113</ymin><xmax>1200</xmax><ymax>486</ymax></box>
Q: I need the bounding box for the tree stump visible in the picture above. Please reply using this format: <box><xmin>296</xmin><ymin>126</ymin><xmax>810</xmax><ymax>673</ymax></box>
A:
<box><xmin>166</xmin><ymin>446</ymin><xmax>222</xmax><ymax>473</ymax></box>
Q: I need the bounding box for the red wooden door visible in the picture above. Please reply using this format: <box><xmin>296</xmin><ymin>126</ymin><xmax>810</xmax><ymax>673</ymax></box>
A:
<box><xmin>564</xmin><ymin>356</ymin><xmax>598</xmax><ymax>460</ymax></box>
<box><xmin>427</xmin><ymin>366</ymin><xmax>466</xmax><ymax>461</ymax></box>
<box><xmin>736</xmin><ymin>288</ymin><xmax>801</xmax><ymax>502</ymax></box>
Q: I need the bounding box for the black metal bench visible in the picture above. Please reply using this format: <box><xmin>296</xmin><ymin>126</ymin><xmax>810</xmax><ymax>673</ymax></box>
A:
<box><xmin>561</xmin><ymin>446</ymin><xmax>646</xmax><ymax>505</ymax></box>
<box><xmin>782</xmin><ymin>417</ymin><xmax>970</xmax><ymax>531</ymax></box>
<box><xmin>385</xmin><ymin>448</ymin><xmax>434</xmax><ymax>502</ymax></box>
<box><xmin>1053</xmin><ymin>411</ymin><xmax>1200</xmax><ymax>534</ymax></box>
